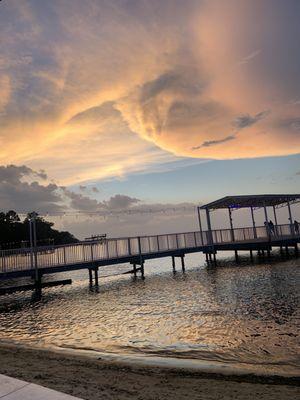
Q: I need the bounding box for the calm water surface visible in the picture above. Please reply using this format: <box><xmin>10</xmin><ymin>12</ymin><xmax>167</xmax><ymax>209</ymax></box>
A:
<box><xmin>0</xmin><ymin>253</ymin><xmax>299</xmax><ymax>374</ymax></box>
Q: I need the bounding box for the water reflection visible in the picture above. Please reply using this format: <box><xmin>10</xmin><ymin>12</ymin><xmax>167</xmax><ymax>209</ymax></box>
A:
<box><xmin>0</xmin><ymin>253</ymin><xmax>299</xmax><ymax>373</ymax></box>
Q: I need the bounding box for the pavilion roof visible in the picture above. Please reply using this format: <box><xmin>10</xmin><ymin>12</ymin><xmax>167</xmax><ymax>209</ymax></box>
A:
<box><xmin>200</xmin><ymin>194</ymin><xmax>300</xmax><ymax>210</ymax></box>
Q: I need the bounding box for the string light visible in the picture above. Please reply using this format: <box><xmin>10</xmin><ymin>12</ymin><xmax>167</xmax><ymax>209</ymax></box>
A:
<box><xmin>10</xmin><ymin>205</ymin><xmax>198</xmax><ymax>219</ymax></box>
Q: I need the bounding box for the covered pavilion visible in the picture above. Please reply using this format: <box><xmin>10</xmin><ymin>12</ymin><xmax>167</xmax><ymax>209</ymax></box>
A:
<box><xmin>197</xmin><ymin>194</ymin><xmax>300</xmax><ymax>242</ymax></box>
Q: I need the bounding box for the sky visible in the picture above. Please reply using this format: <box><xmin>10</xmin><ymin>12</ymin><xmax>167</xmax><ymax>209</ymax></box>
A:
<box><xmin>0</xmin><ymin>0</ymin><xmax>300</xmax><ymax>237</ymax></box>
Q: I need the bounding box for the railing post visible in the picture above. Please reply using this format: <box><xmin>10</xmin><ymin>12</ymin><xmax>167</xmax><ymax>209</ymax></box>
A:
<box><xmin>1</xmin><ymin>251</ymin><xmax>6</xmax><ymax>273</ymax></box>
<box><xmin>157</xmin><ymin>235</ymin><xmax>160</xmax><ymax>251</ymax></box>
<box><xmin>63</xmin><ymin>246</ymin><xmax>66</xmax><ymax>265</ymax></box>
<box><xmin>175</xmin><ymin>234</ymin><xmax>179</xmax><ymax>249</ymax></box>
<box><xmin>91</xmin><ymin>243</ymin><xmax>94</xmax><ymax>262</ymax></box>
<box><xmin>128</xmin><ymin>238</ymin><xmax>131</xmax><ymax>256</ymax></box>
<box><xmin>137</xmin><ymin>236</ymin><xmax>143</xmax><ymax>265</ymax></box>
<box><xmin>106</xmin><ymin>240</ymin><xmax>109</xmax><ymax>258</ymax></box>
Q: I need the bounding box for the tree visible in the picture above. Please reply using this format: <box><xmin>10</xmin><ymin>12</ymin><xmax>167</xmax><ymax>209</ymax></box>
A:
<box><xmin>0</xmin><ymin>210</ymin><xmax>78</xmax><ymax>249</ymax></box>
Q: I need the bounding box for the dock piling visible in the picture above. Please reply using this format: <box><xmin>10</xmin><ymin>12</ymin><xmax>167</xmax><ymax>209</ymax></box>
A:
<box><xmin>88</xmin><ymin>269</ymin><xmax>93</xmax><ymax>286</ymax></box>
<box><xmin>181</xmin><ymin>255</ymin><xmax>185</xmax><ymax>272</ymax></box>
<box><xmin>172</xmin><ymin>256</ymin><xmax>176</xmax><ymax>272</ymax></box>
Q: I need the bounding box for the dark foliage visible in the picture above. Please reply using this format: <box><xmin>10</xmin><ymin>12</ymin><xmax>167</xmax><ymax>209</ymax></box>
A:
<box><xmin>0</xmin><ymin>211</ymin><xmax>78</xmax><ymax>249</ymax></box>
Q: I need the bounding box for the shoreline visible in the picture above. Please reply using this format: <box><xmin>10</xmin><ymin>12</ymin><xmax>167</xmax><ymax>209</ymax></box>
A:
<box><xmin>0</xmin><ymin>341</ymin><xmax>299</xmax><ymax>400</ymax></box>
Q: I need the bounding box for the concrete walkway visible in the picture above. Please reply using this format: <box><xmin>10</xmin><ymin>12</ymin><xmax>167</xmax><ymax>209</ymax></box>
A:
<box><xmin>0</xmin><ymin>374</ymin><xmax>82</xmax><ymax>399</ymax></box>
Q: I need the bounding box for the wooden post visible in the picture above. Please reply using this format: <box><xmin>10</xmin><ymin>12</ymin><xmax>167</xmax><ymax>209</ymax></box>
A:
<box><xmin>141</xmin><ymin>261</ymin><xmax>145</xmax><ymax>280</ymax></box>
<box><xmin>133</xmin><ymin>263</ymin><xmax>137</xmax><ymax>277</ymax></box>
<box><xmin>181</xmin><ymin>255</ymin><xmax>185</xmax><ymax>272</ymax></box>
<box><xmin>88</xmin><ymin>269</ymin><xmax>93</xmax><ymax>286</ymax></box>
<box><xmin>172</xmin><ymin>256</ymin><xmax>176</xmax><ymax>271</ymax></box>
<box><xmin>250</xmin><ymin>249</ymin><xmax>253</xmax><ymax>262</ymax></box>
<box><xmin>235</xmin><ymin>250</ymin><xmax>239</xmax><ymax>262</ymax></box>
<box><xmin>213</xmin><ymin>252</ymin><xmax>217</xmax><ymax>264</ymax></box>
<box><xmin>94</xmin><ymin>267</ymin><xmax>99</xmax><ymax>287</ymax></box>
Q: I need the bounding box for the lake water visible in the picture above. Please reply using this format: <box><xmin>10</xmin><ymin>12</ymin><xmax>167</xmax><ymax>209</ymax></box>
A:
<box><xmin>0</xmin><ymin>252</ymin><xmax>299</xmax><ymax>376</ymax></box>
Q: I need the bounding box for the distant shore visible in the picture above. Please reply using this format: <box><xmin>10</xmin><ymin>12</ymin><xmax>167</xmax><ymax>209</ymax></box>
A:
<box><xmin>0</xmin><ymin>342</ymin><xmax>299</xmax><ymax>400</ymax></box>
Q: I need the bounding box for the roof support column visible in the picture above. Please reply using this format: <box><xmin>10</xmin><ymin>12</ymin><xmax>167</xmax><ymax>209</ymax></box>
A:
<box><xmin>287</xmin><ymin>201</ymin><xmax>294</xmax><ymax>235</ymax></box>
<box><xmin>250</xmin><ymin>207</ymin><xmax>257</xmax><ymax>239</ymax></box>
<box><xmin>263</xmin><ymin>203</ymin><xmax>269</xmax><ymax>238</ymax></box>
<box><xmin>205</xmin><ymin>208</ymin><xmax>213</xmax><ymax>245</ymax></box>
<box><xmin>197</xmin><ymin>206</ymin><xmax>204</xmax><ymax>245</ymax></box>
<box><xmin>273</xmin><ymin>206</ymin><xmax>278</xmax><ymax>235</ymax></box>
<box><xmin>228</xmin><ymin>208</ymin><xmax>235</xmax><ymax>242</ymax></box>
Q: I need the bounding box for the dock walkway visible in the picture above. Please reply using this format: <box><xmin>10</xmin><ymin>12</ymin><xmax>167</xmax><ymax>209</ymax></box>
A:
<box><xmin>0</xmin><ymin>223</ymin><xmax>299</xmax><ymax>283</ymax></box>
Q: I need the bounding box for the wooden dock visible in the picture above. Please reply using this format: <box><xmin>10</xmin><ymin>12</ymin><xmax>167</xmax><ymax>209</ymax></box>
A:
<box><xmin>0</xmin><ymin>224</ymin><xmax>299</xmax><ymax>288</ymax></box>
<box><xmin>1</xmin><ymin>194</ymin><xmax>299</xmax><ymax>293</ymax></box>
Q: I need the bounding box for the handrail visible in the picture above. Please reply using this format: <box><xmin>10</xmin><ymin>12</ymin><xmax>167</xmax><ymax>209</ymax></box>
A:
<box><xmin>0</xmin><ymin>224</ymin><xmax>298</xmax><ymax>273</ymax></box>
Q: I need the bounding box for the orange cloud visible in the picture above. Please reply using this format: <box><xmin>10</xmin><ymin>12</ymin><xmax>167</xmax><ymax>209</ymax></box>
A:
<box><xmin>0</xmin><ymin>0</ymin><xmax>299</xmax><ymax>184</ymax></box>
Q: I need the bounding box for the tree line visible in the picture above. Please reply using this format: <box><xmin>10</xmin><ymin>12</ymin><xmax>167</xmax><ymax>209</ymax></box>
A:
<box><xmin>0</xmin><ymin>211</ymin><xmax>78</xmax><ymax>250</ymax></box>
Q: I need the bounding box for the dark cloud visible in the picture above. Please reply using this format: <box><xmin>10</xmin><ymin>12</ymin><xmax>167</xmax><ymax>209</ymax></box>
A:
<box><xmin>0</xmin><ymin>165</ymin><xmax>62</xmax><ymax>213</ymax></box>
<box><xmin>0</xmin><ymin>165</ymin><xmax>141</xmax><ymax>214</ymax></box>
<box><xmin>233</xmin><ymin>110</ymin><xmax>270</xmax><ymax>130</ymax></box>
<box><xmin>104</xmin><ymin>194</ymin><xmax>140</xmax><ymax>210</ymax></box>
<box><xmin>192</xmin><ymin>135</ymin><xmax>236</xmax><ymax>150</ymax></box>
<box><xmin>275</xmin><ymin>117</ymin><xmax>300</xmax><ymax>132</ymax></box>
<box><xmin>62</xmin><ymin>189</ymin><xmax>100</xmax><ymax>211</ymax></box>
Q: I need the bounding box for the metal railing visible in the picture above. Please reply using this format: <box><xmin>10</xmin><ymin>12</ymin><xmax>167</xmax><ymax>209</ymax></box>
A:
<box><xmin>0</xmin><ymin>224</ymin><xmax>298</xmax><ymax>273</ymax></box>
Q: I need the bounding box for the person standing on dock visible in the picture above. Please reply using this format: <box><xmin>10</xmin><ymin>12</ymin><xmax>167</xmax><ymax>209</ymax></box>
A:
<box><xmin>269</xmin><ymin>220</ymin><xmax>275</xmax><ymax>235</ymax></box>
<box><xmin>294</xmin><ymin>220</ymin><xmax>299</xmax><ymax>235</ymax></box>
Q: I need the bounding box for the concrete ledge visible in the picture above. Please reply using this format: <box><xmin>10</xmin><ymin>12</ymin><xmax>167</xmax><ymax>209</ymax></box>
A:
<box><xmin>0</xmin><ymin>374</ymin><xmax>82</xmax><ymax>399</ymax></box>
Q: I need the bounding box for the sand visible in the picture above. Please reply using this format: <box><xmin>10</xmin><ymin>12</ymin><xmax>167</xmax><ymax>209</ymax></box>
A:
<box><xmin>0</xmin><ymin>343</ymin><xmax>299</xmax><ymax>400</ymax></box>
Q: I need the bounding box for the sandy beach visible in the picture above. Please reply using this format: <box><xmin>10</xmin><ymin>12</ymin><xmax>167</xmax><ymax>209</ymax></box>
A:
<box><xmin>0</xmin><ymin>342</ymin><xmax>299</xmax><ymax>400</ymax></box>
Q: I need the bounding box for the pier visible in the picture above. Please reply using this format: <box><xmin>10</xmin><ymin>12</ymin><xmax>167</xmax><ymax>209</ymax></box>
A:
<box><xmin>0</xmin><ymin>194</ymin><xmax>299</xmax><ymax>293</ymax></box>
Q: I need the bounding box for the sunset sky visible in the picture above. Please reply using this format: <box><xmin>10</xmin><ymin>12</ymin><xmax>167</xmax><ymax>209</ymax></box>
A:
<box><xmin>0</xmin><ymin>0</ymin><xmax>300</xmax><ymax>236</ymax></box>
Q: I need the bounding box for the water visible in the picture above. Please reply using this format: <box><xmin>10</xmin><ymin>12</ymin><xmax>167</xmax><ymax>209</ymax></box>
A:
<box><xmin>0</xmin><ymin>252</ymin><xmax>299</xmax><ymax>375</ymax></box>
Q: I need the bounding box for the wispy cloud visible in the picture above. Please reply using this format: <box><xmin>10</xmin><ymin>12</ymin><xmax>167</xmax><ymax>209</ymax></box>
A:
<box><xmin>233</xmin><ymin>110</ymin><xmax>270</xmax><ymax>130</ymax></box>
<box><xmin>238</xmin><ymin>49</ymin><xmax>261</xmax><ymax>65</ymax></box>
<box><xmin>192</xmin><ymin>135</ymin><xmax>236</xmax><ymax>150</ymax></box>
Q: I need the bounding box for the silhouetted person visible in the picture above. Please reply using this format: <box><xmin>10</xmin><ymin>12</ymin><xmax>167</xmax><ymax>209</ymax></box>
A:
<box><xmin>295</xmin><ymin>220</ymin><xmax>299</xmax><ymax>234</ymax></box>
<box><xmin>269</xmin><ymin>220</ymin><xmax>275</xmax><ymax>235</ymax></box>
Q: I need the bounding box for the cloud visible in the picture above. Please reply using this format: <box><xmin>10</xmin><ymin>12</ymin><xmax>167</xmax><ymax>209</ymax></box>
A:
<box><xmin>238</xmin><ymin>49</ymin><xmax>261</xmax><ymax>65</ymax></box>
<box><xmin>104</xmin><ymin>194</ymin><xmax>140</xmax><ymax>210</ymax></box>
<box><xmin>0</xmin><ymin>165</ymin><xmax>63</xmax><ymax>213</ymax></box>
<box><xmin>0</xmin><ymin>164</ymin><xmax>140</xmax><ymax>213</ymax></box>
<box><xmin>192</xmin><ymin>135</ymin><xmax>236</xmax><ymax>150</ymax></box>
<box><xmin>0</xmin><ymin>0</ymin><xmax>300</xmax><ymax>184</ymax></box>
<box><xmin>275</xmin><ymin>117</ymin><xmax>300</xmax><ymax>132</ymax></box>
<box><xmin>233</xmin><ymin>110</ymin><xmax>270</xmax><ymax>130</ymax></box>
